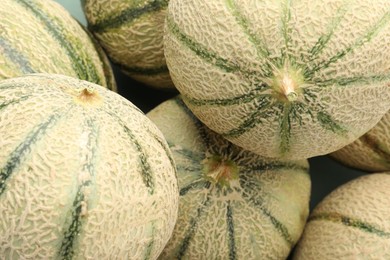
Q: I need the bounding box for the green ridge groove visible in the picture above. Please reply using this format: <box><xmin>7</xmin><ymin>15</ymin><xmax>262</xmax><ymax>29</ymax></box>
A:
<box><xmin>316</xmin><ymin>110</ymin><xmax>347</xmax><ymax>135</ymax></box>
<box><xmin>305</xmin><ymin>2</ymin><xmax>349</xmax><ymax>62</ymax></box>
<box><xmin>225</xmin><ymin>0</ymin><xmax>272</xmax><ymax>76</ymax></box>
<box><xmin>169</xmin><ymin>143</ymin><xmax>205</xmax><ymax>164</ymax></box>
<box><xmin>78</xmin><ymin>23</ymin><xmax>117</xmax><ymax>91</ymax></box>
<box><xmin>279</xmin><ymin>103</ymin><xmax>293</xmax><ymax>155</ymax></box>
<box><xmin>221</xmin><ymin>96</ymin><xmax>275</xmax><ymax>138</ymax></box>
<box><xmin>182</xmin><ymin>86</ymin><xmax>266</xmax><ymax>107</ymax></box>
<box><xmin>0</xmin><ymin>36</ymin><xmax>35</xmax><ymax>74</ymax></box>
<box><xmin>314</xmin><ymin>73</ymin><xmax>390</xmax><ymax>87</ymax></box>
<box><xmin>309</xmin><ymin>212</ymin><xmax>390</xmax><ymax>238</ymax></box>
<box><xmin>240</xmin><ymin>178</ymin><xmax>294</xmax><ymax>246</ymax></box>
<box><xmin>107</xmin><ymin>111</ymin><xmax>155</xmax><ymax>194</ymax></box>
<box><xmin>146</xmin><ymin>129</ymin><xmax>176</xmax><ymax>172</ymax></box>
<box><xmin>179</xmin><ymin>179</ymin><xmax>209</xmax><ymax>196</ymax></box>
<box><xmin>168</xmin><ymin>16</ymin><xmax>272</xmax><ymax>96</ymax></box>
<box><xmin>58</xmin><ymin>118</ymin><xmax>99</xmax><ymax>259</ymax></box>
<box><xmin>0</xmin><ymin>95</ymin><xmax>31</xmax><ymax>111</ymax></box>
<box><xmin>167</xmin><ymin>16</ymin><xmax>242</xmax><ymax>74</ymax></box>
<box><xmin>123</xmin><ymin>124</ymin><xmax>155</xmax><ymax>195</ymax></box>
<box><xmin>176</xmin><ymin>191</ymin><xmax>212</xmax><ymax>259</ymax></box>
<box><xmin>121</xmin><ymin>64</ymin><xmax>169</xmax><ymax>76</ymax></box>
<box><xmin>280</xmin><ymin>0</ymin><xmax>293</xmax><ymax>64</ymax></box>
<box><xmin>176</xmin><ymin>164</ymin><xmax>203</xmax><ymax>173</ymax></box>
<box><xmin>89</xmin><ymin>0</ymin><xmax>169</xmax><ymax>33</ymax></box>
<box><xmin>242</xmin><ymin>160</ymin><xmax>309</xmax><ymax>174</ymax></box>
<box><xmin>226</xmin><ymin>202</ymin><xmax>237</xmax><ymax>260</ymax></box>
<box><xmin>0</xmin><ymin>112</ymin><xmax>63</xmax><ymax>196</ymax></box>
<box><xmin>305</xmin><ymin>10</ymin><xmax>390</xmax><ymax>78</ymax></box>
<box><xmin>143</xmin><ymin>221</ymin><xmax>156</xmax><ymax>260</ymax></box>
<box><xmin>16</xmin><ymin>0</ymin><xmax>103</xmax><ymax>85</ymax></box>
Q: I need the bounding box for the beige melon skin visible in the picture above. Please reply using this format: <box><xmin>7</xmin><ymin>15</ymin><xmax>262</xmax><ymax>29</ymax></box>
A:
<box><xmin>293</xmin><ymin>173</ymin><xmax>390</xmax><ymax>260</ymax></box>
<box><xmin>147</xmin><ymin>96</ymin><xmax>311</xmax><ymax>260</ymax></box>
<box><xmin>0</xmin><ymin>74</ymin><xmax>178</xmax><ymax>259</ymax></box>
<box><xmin>82</xmin><ymin>0</ymin><xmax>174</xmax><ymax>89</ymax></box>
<box><xmin>164</xmin><ymin>0</ymin><xmax>390</xmax><ymax>160</ymax></box>
<box><xmin>330</xmin><ymin>112</ymin><xmax>390</xmax><ymax>172</ymax></box>
<box><xmin>0</xmin><ymin>0</ymin><xmax>116</xmax><ymax>92</ymax></box>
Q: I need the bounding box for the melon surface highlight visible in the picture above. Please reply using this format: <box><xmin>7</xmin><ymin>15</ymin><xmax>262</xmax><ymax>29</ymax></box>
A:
<box><xmin>0</xmin><ymin>0</ymin><xmax>116</xmax><ymax>91</ymax></box>
<box><xmin>147</xmin><ymin>96</ymin><xmax>311</xmax><ymax>260</ymax></box>
<box><xmin>82</xmin><ymin>0</ymin><xmax>174</xmax><ymax>89</ymax></box>
<box><xmin>0</xmin><ymin>74</ymin><xmax>178</xmax><ymax>259</ymax></box>
<box><xmin>293</xmin><ymin>173</ymin><xmax>390</xmax><ymax>259</ymax></box>
<box><xmin>164</xmin><ymin>0</ymin><xmax>390</xmax><ymax>160</ymax></box>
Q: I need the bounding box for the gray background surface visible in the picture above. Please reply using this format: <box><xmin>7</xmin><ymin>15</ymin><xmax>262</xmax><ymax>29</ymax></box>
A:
<box><xmin>55</xmin><ymin>0</ymin><xmax>367</xmax><ymax>217</ymax></box>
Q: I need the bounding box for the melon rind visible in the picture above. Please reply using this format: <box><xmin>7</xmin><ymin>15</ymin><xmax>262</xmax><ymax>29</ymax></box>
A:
<box><xmin>164</xmin><ymin>0</ymin><xmax>390</xmax><ymax>160</ymax></box>
<box><xmin>0</xmin><ymin>74</ymin><xmax>178</xmax><ymax>259</ymax></box>
<box><xmin>293</xmin><ymin>173</ymin><xmax>390</xmax><ymax>259</ymax></box>
<box><xmin>0</xmin><ymin>0</ymin><xmax>117</xmax><ymax>91</ymax></box>
<box><xmin>147</xmin><ymin>96</ymin><xmax>311</xmax><ymax>260</ymax></box>
<box><xmin>330</xmin><ymin>112</ymin><xmax>390</xmax><ymax>172</ymax></box>
<box><xmin>82</xmin><ymin>0</ymin><xmax>174</xmax><ymax>89</ymax></box>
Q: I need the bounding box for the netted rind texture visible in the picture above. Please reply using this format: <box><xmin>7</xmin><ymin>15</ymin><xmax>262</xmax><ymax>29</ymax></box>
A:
<box><xmin>147</xmin><ymin>96</ymin><xmax>311</xmax><ymax>260</ymax></box>
<box><xmin>0</xmin><ymin>74</ymin><xmax>178</xmax><ymax>259</ymax></box>
<box><xmin>330</xmin><ymin>112</ymin><xmax>390</xmax><ymax>172</ymax></box>
<box><xmin>0</xmin><ymin>0</ymin><xmax>117</xmax><ymax>92</ymax></box>
<box><xmin>293</xmin><ymin>173</ymin><xmax>390</xmax><ymax>260</ymax></box>
<box><xmin>82</xmin><ymin>0</ymin><xmax>174</xmax><ymax>89</ymax></box>
<box><xmin>164</xmin><ymin>0</ymin><xmax>390</xmax><ymax>160</ymax></box>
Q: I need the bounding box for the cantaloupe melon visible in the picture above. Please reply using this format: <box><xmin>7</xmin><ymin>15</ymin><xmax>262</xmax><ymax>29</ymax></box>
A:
<box><xmin>330</xmin><ymin>112</ymin><xmax>390</xmax><ymax>172</ymax></box>
<box><xmin>0</xmin><ymin>0</ymin><xmax>116</xmax><ymax>91</ymax></box>
<box><xmin>293</xmin><ymin>173</ymin><xmax>390</xmax><ymax>259</ymax></box>
<box><xmin>82</xmin><ymin>0</ymin><xmax>173</xmax><ymax>89</ymax></box>
<box><xmin>0</xmin><ymin>74</ymin><xmax>178</xmax><ymax>259</ymax></box>
<box><xmin>147</xmin><ymin>96</ymin><xmax>311</xmax><ymax>259</ymax></box>
<box><xmin>164</xmin><ymin>0</ymin><xmax>390</xmax><ymax>160</ymax></box>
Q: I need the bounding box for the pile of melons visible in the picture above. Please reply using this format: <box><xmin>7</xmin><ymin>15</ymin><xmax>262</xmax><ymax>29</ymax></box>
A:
<box><xmin>0</xmin><ymin>0</ymin><xmax>390</xmax><ymax>259</ymax></box>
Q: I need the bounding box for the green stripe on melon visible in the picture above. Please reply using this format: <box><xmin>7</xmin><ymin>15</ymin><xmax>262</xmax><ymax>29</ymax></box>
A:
<box><xmin>88</xmin><ymin>0</ymin><xmax>169</xmax><ymax>33</ymax></box>
<box><xmin>164</xmin><ymin>0</ymin><xmax>390</xmax><ymax>159</ymax></box>
<box><xmin>308</xmin><ymin>212</ymin><xmax>390</xmax><ymax>238</ymax></box>
<box><xmin>0</xmin><ymin>74</ymin><xmax>178</xmax><ymax>259</ymax></box>
<box><xmin>82</xmin><ymin>0</ymin><xmax>174</xmax><ymax>88</ymax></box>
<box><xmin>0</xmin><ymin>0</ymin><xmax>116</xmax><ymax>91</ymax></box>
<box><xmin>293</xmin><ymin>173</ymin><xmax>390</xmax><ymax>259</ymax></box>
<box><xmin>147</xmin><ymin>96</ymin><xmax>311</xmax><ymax>259</ymax></box>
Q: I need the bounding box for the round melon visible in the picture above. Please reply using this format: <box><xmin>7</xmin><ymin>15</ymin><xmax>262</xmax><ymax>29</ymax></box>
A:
<box><xmin>330</xmin><ymin>112</ymin><xmax>390</xmax><ymax>172</ymax></box>
<box><xmin>0</xmin><ymin>0</ymin><xmax>116</xmax><ymax>91</ymax></box>
<box><xmin>293</xmin><ymin>173</ymin><xmax>390</xmax><ymax>259</ymax></box>
<box><xmin>0</xmin><ymin>74</ymin><xmax>178</xmax><ymax>259</ymax></box>
<box><xmin>82</xmin><ymin>0</ymin><xmax>173</xmax><ymax>89</ymax></box>
<box><xmin>147</xmin><ymin>96</ymin><xmax>311</xmax><ymax>259</ymax></box>
<box><xmin>164</xmin><ymin>0</ymin><xmax>390</xmax><ymax>160</ymax></box>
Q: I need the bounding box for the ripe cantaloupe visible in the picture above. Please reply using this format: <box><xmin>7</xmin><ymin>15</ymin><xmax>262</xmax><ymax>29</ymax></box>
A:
<box><xmin>0</xmin><ymin>0</ymin><xmax>116</xmax><ymax>91</ymax></box>
<box><xmin>147</xmin><ymin>96</ymin><xmax>311</xmax><ymax>259</ymax></box>
<box><xmin>82</xmin><ymin>0</ymin><xmax>173</xmax><ymax>89</ymax></box>
<box><xmin>293</xmin><ymin>173</ymin><xmax>390</xmax><ymax>259</ymax></box>
<box><xmin>164</xmin><ymin>0</ymin><xmax>390</xmax><ymax>160</ymax></box>
<box><xmin>0</xmin><ymin>74</ymin><xmax>178</xmax><ymax>259</ymax></box>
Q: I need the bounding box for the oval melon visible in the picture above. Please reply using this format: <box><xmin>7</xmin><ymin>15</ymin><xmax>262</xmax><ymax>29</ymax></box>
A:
<box><xmin>293</xmin><ymin>173</ymin><xmax>390</xmax><ymax>259</ymax></box>
<box><xmin>82</xmin><ymin>0</ymin><xmax>173</xmax><ymax>89</ymax></box>
<box><xmin>147</xmin><ymin>96</ymin><xmax>311</xmax><ymax>259</ymax></box>
<box><xmin>0</xmin><ymin>74</ymin><xmax>178</xmax><ymax>259</ymax></box>
<box><xmin>330</xmin><ymin>112</ymin><xmax>390</xmax><ymax>172</ymax></box>
<box><xmin>164</xmin><ymin>0</ymin><xmax>390</xmax><ymax>160</ymax></box>
<box><xmin>0</xmin><ymin>0</ymin><xmax>116</xmax><ymax>91</ymax></box>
